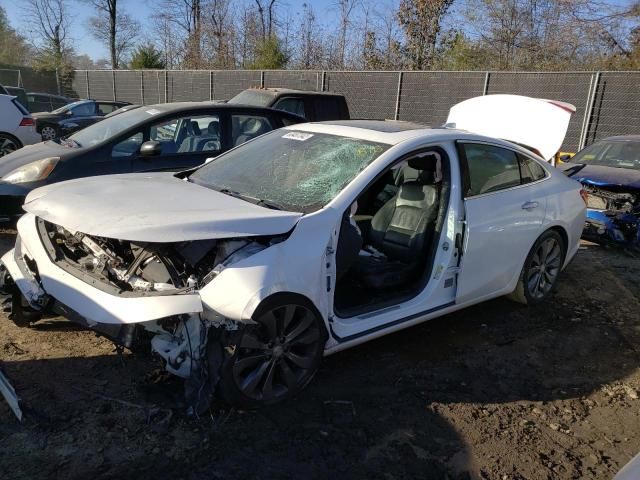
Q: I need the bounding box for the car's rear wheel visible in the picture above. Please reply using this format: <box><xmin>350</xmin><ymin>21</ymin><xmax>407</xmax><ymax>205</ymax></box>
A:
<box><xmin>0</xmin><ymin>133</ymin><xmax>21</xmax><ymax>157</ymax></box>
<box><xmin>40</xmin><ymin>125</ymin><xmax>58</xmax><ymax>141</ymax></box>
<box><xmin>508</xmin><ymin>230</ymin><xmax>566</xmax><ymax>305</ymax></box>
<box><xmin>218</xmin><ymin>294</ymin><xmax>327</xmax><ymax>409</ymax></box>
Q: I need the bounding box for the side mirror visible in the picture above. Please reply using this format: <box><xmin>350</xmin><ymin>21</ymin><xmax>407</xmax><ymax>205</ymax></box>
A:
<box><xmin>139</xmin><ymin>140</ymin><xmax>162</xmax><ymax>157</ymax></box>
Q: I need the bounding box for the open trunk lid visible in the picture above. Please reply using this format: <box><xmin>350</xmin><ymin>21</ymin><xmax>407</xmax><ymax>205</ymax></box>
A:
<box><xmin>446</xmin><ymin>94</ymin><xmax>576</xmax><ymax>161</ymax></box>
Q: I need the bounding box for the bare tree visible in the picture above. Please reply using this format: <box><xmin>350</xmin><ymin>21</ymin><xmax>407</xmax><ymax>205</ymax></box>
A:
<box><xmin>87</xmin><ymin>0</ymin><xmax>140</xmax><ymax>68</ymax></box>
<box><xmin>254</xmin><ymin>0</ymin><xmax>277</xmax><ymax>40</ymax></box>
<box><xmin>23</xmin><ymin>0</ymin><xmax>72</xmax><ymax>69</ymax></box>
<box><xmin>155</xmin><ymin>0</ymin><xmax>203</xmax><ymax>68</ymax></box>
<box><xmin>336</xmin><ymin>0</ymin><xmax>358</xmax><ymax>68</ymax></box>
<box><xmin>397</xmin><ymin>0</ymin><xmax>455</xmax><ymax>70</ymax></box>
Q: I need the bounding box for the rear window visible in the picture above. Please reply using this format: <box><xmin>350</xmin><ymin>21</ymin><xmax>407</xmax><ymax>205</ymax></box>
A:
<box><xmin>11</xmin><ymin>98</ymin><xmax>29</xmax><ymax>115</ymax></box>
<box><xmin>313</xmin><ymin>97</ymin><xmax>342</xmax><ymax>120</ymax></box>
<box><xmin>228</xmin><ymin>90</ymin><xmax>276</xmax><ymax>107</ymax></box>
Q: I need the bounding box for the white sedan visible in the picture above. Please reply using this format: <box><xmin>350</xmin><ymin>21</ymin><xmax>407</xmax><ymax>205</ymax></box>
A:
<box><xmin>0</xmin><ymin>96</ymin><xmax>586</xmax><ymax>410</ymax></box>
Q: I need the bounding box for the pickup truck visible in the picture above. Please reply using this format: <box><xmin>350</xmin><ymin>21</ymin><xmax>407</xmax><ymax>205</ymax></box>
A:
<box><xmin>228</xmin><ymin>88</ymin><xmax>350</xmax><ymax>121</ymax></box>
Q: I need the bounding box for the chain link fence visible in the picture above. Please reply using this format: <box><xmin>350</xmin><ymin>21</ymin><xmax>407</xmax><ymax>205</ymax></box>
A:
<box><xmin>61</xmin><ymin>69</ymin><xmax>640</xmax><ymax>151</ymax></box>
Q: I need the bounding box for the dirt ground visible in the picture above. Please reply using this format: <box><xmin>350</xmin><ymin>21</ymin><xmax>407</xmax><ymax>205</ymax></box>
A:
<box><xmin>1</xmin><ymin>231</ymin><xmax>639</xmax><ymax>480</ymax></box>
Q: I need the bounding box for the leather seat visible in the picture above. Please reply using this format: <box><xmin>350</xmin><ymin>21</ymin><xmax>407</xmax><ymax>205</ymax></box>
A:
<box><xmin>357</xmin><ymin>154</ymin><xmax>440</xmax><ymax>289</ymax></box>
<box><xmin>195</xmin><ymin>121</ymin><xmax>221</xmax><ymax>152</ymax></box>
<box><xmin>178</xmin><ymin>121</ymin><xmax>202</xmax><ymax>153</ymax></box>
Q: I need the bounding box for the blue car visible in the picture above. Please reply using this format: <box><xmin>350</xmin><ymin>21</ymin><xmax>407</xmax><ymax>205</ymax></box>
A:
<box><xmin>561</xmin><ymin>135</ymin><xmax>640</xmax><ymax>249</ymax></box>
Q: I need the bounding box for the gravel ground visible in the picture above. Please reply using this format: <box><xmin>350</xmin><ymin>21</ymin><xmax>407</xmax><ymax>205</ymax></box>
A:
<box><xmin>1</xmin><ymin>231</ymin><xmax>639</xmax><ymax>480</ymax></box>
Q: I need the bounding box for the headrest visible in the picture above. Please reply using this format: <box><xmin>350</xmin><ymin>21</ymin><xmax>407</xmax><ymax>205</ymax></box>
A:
<box><xmin>408</xmin><ymin>153</ymin><xmax>438</xmax><ymax>172</ymax></box>
<box><xmin>190</xmin><ymin>121</ymin><xmax>201</xmax><ymax>135</ymax></box>
<box><xmin>208</xmin><ymin>121</ymin><xmax>219</xmax><ymax>135</ymax></box>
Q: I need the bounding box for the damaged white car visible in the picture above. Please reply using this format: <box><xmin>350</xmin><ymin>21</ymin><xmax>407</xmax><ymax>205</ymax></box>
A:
<box><xmin>0</xmin><ymin>95</ymin><xmax>586</xmax><ymax>410</ymax></box>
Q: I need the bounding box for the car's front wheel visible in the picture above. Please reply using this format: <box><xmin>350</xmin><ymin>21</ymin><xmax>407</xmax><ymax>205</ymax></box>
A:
<box><xmin>508</xmin><ymin>229</ymin><xmax>566</xmax><ymax>305</ymax></box>
<box><xmin>0</xmin><ymin>133</ymin><xmax>22</xmax><ymax>157</ymax></box>
<box><xmin>218</xmin><ymin>294</ymin><xmax>327</xmax><ymax>409</ymax></box>
<box><xmin>40</xmin><ymin>125</ymin><xmax>58</xmax><ymax>141</ymax></box>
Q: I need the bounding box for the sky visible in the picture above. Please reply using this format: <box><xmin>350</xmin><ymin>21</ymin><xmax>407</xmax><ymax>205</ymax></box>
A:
<box><xmin>0</xmin><ymin>0</ymin><xmax>396</xmax><ymax>61</ymax></box>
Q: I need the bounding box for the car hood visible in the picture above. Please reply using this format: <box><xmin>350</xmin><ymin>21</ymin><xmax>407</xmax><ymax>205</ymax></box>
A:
<box><xmin>23</xmin><ymin>173</ymin><xmax>303</xmax><ymax>242</ymax></box>
<box><xmin>446</xmin><ymin>95</ymin><xmax>576</xmax><ymax>161</ymax></box>
<box><xmin>562</xmin><ymin>162</ymin><xmax>640</xmax><ymax>191</ymax></box>
<box><xmin>0</xmin><ymin>142</ymin><xmax>66</xmax><ymax>177</ymax></box>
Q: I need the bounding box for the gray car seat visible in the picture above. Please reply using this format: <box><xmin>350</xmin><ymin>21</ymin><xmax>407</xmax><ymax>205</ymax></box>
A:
<box><xmin>195</xmin><ymin>121</ymin><xmax>221</xmax><ymax>152</ymax></box>
<box><xmin>355</xmin><ymin>154</ymin><xmax>441</xmax><ymax>289</ymax></box>
<box><xmin>177</xmin><ymin>121</ymin><xmax>202</xmax><ymax>153</ymax></box>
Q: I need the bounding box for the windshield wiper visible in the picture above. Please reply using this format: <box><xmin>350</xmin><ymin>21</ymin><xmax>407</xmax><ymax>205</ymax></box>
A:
<box><xmin>217</xmin><ymin>188</ymin><xmax>282</xmax><ymax>210</ymax></box>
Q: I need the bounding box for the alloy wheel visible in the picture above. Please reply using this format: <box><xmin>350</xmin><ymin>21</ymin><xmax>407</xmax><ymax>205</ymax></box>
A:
<box><xmin>40</xmin><ymin>126</ymin><xmax>57</xmax><ymax>141</ymax></box>
<box><xmin>526</xmin><ymin>237</ymin><xmax>562</xmax><ymax>299</ymax></box>
<box><xmin>232</xmin><ymin>304</ymin><xmax>322</xmax><ymax>403</ymax></box>
<box><xmin>0</xmin><ymin>135</ymin><xmax>19</xmax><ymax>157</ymax></box>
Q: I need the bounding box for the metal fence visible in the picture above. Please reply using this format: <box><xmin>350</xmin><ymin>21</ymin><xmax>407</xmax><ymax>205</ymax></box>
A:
<box><xmin>64</xmin><ymin>69</ymin><xmax>640</xmax><ymax>151</ymax></box>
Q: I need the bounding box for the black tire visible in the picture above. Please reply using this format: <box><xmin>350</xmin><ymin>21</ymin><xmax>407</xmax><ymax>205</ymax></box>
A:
<box><xmin>218</xmin><ymin>294</ymin><xmax>328</xmax><ymax>409</ymax></box>
<box><xmin>508</xmin><ymin>229</ymin><xmax>566</xmax><ymax>305</ymax></box>
<box><xmin>0</xmin><ymin>133</ymin><xmax>22</xmax><ymax>157</ymax></box>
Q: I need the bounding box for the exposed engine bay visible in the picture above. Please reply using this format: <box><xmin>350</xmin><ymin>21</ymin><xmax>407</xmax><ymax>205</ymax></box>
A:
<box><xmin>582</xmin><ymin>185</ymin><xmax>640</xmax><ymax>249</ymax></box>
<box><xmin>18</xmin><ymin>218</ymin><xmax>287</xmax><ymax>413</ymax></box>
<box><xmin>39</xmin><ymin>218</ymin><xmax>272</xmax><ymax>296</ymax></box>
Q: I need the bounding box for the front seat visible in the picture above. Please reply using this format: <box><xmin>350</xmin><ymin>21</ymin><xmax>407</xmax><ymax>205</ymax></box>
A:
<box><xmin>195</xmin><ymin>121</ymin><xmax>221</xmax><ymax>152</ymax></box>
<box><xmin>357</xmin><ymin>154</ymin><xmax>440</xmax><ymax>289</ymax></box>
<box><xmin>178</xmin><ymin>121</ymin><xmax>202</xmax><ymax>153</ymax></box>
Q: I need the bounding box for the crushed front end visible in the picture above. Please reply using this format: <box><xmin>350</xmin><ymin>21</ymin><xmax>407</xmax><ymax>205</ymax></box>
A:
<box><xmin>0</xmin><ymin>213</ymin><xmax>279</xmax><ymax>412</ymax></box>
<box><xmin>582</xmin><ymin>184</ymin><xmax>640</xmax><ymax>249</ymax></box>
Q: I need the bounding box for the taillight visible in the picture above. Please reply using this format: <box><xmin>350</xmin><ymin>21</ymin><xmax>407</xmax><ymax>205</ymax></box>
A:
<box><xmin>579</xmin><ymin>188</ymin><xmax>589</xmax><ymax>206</ymax></box>
<box><xmin>19</xmin><ymin>117</ymin><xmax>35</xmax><ymax>127</ymax></box>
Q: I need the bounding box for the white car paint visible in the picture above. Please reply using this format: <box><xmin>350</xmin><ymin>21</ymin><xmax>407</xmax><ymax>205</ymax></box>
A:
<box><xmin>1</xmin><ymin>96</ymin><xmax>586</xmax><ymax>401</ymax></box>
<box><xmin>446</xmin><ymin>94</ymin><xmax>576</xmax><ymax>161</ymax></box>
<box><xmin>0</xmin><ymin>94</ymin><xmax>40</xmax><ymax>148</ymax></box>
<box><xmin>23</xmin><ymin>172</ymin><xmax>303</xmax><ymax>242</ymax></box>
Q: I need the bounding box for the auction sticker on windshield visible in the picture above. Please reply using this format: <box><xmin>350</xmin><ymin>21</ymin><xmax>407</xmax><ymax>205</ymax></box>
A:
<box><xmin>283</xmin><ymin>132</ymin><xmax>313</xmax><ymax>141</ymax></box>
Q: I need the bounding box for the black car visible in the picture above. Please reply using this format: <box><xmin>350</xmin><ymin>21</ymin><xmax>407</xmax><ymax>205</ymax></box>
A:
<box><xmin>27</xmin><ymin>92</ymin><xmax>72</xmax><ymax>113</ymax></box>
<box><xmin>33</xmin><ymin>99</ymin><xmax>131</xmax><ymax>140</ymax></box>
<box><xmin>0</xmin><ymin>102</ymin><xmax>304</xmax><ymax>223</ymax></box>
<box><xmin>228</xmin><ymin>88</ymin><xmax>350</xmax><ymax>121</ymax></box>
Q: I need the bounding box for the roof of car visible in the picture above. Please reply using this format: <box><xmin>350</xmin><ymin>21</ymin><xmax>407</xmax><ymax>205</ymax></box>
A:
<box><xmin>599</xmin><ymin>135</ymin><xmax>640</xmax><ymax>142</ymax></box>
<box><xmin>286</xmin><ymin>120</ymin><xmax>448</xmax><ymax>144</ymax></box>
<box><xmin>129</xmin><ymin>102</ymin><xmax>303</xmax><ymax>116</ymax></box>
<box><xmin>284</xmin><ymin>120</ymin><xmax>543</xmax><ymax>158</ymax></box>
<box><xmin>260</xmin><ymin>88</ymin><xmax>343</xmax><ymax>97</ymax></box>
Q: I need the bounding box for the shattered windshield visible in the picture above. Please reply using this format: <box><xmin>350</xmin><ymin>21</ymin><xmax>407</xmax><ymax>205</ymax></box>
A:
<box><xmin>572</xmin><ymin>140</ymin><xmax>640</xmax><ymax>170</ymax></box>
<box><xmin>189</xmin><ymin>130</ymin><xmax>390</xmax><ymax>213</ymax></box>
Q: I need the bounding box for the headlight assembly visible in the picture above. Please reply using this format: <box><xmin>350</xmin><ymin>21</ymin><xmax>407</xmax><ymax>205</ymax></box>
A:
<box><xmin>2</xmin><ymin>157</ymin><xmax>60</xmax><ymax>184</ymax></box>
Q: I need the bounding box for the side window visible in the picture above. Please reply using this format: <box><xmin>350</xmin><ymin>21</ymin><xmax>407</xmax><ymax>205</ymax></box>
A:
<box><xmin>232</xmin><ymin>114</ymin><xmax>273</xmax><ymax>147</ymax></box>
<box><xmin>313</xmin><ymin>97</ymin><xmax>341</xmax><ymax>120</ymax></box>
<box><xmin>112</xmin><ymin>132</ymin><xmax>143</xmax><ymax>158</ymax></box>
<box><xmin>462</xmin><ymin>143</ymin><xmax>521</xmax><ymax>196</ymax></box>
<box><xmin>98</xmin><ymin>103</ymin><xmax>117</xmax><ymax>115</ymax></box>
<box><xmin>273</xmin><ymin>97</ymin><xmax>305</xmax><ymax>117</ymax></box>
<box><xmin>71</xmin><ymin>102</ymin><xmax>96</xmax><ymax>116</ymax></box>
<box><xmin>518</xmin><ymin>154</ymin><xmax>547</xmax><ymax>183</ymax></box>
<box><xmin>151</xmin><ymin>115</ymin><xmax>220</xmax><ymax>155</ymax></box>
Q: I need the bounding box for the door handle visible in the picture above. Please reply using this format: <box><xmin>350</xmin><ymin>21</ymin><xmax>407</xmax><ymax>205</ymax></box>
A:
<box><xmin>521</xmin><ymin>201</ymin><xmax>539</xmax><ymax>210</ymax></box>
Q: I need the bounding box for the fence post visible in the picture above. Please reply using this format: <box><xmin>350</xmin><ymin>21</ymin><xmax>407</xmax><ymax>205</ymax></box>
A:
<box><xmin>112</xmin><ymin>70</ymin><xmax>117</xmax><ymax>101</ymax></box>
<box><xmin>140</xmin><ymin>71</ymin><xmax>145</xmax><ymax>105</ymax></box>
<box><xmin>321</xmin><ymin>71</ymin><xmax>326</xmax><ymax>92</ymax></box>
<box><xmin>17</xmin><ymin>70</ymin><xmax>23</xmax><ymax>88</ymax></box>
<box><xmin>164</xmin><ymin>70</ymin><xmax>169</xmax><ymax>103</ymax></box>
<box><xmin>394</xmin><ymin>71</ymin><xmax>403</xmax><ymax>120</ymax></box>
<box><xmin>55</xmin><ymin>68</ymin><xmax>61</xmax><ymax>96</ymax></box>
<box><xmin>482</xmin><ymin>71</ymin><xmax>490</xmax><ymax>95</ymax></box>
<box><xmin>209</xmin><ymin>71</ymin><xmax>213</xmax><ymax>100</ymax></box>
<box><xmin>260</xmin><ymin>70</ymin><xmax>265</xmax><ymax>88</ymax></box>
<box><xmin>85</xmin><ymin>70</ymin><xmax>90</xmax><ymax>99</ymax></box>
<box><xmin>579</xmin><ymin>72</ymin><xmax>600</xmax><ymax>150</ymax></box>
